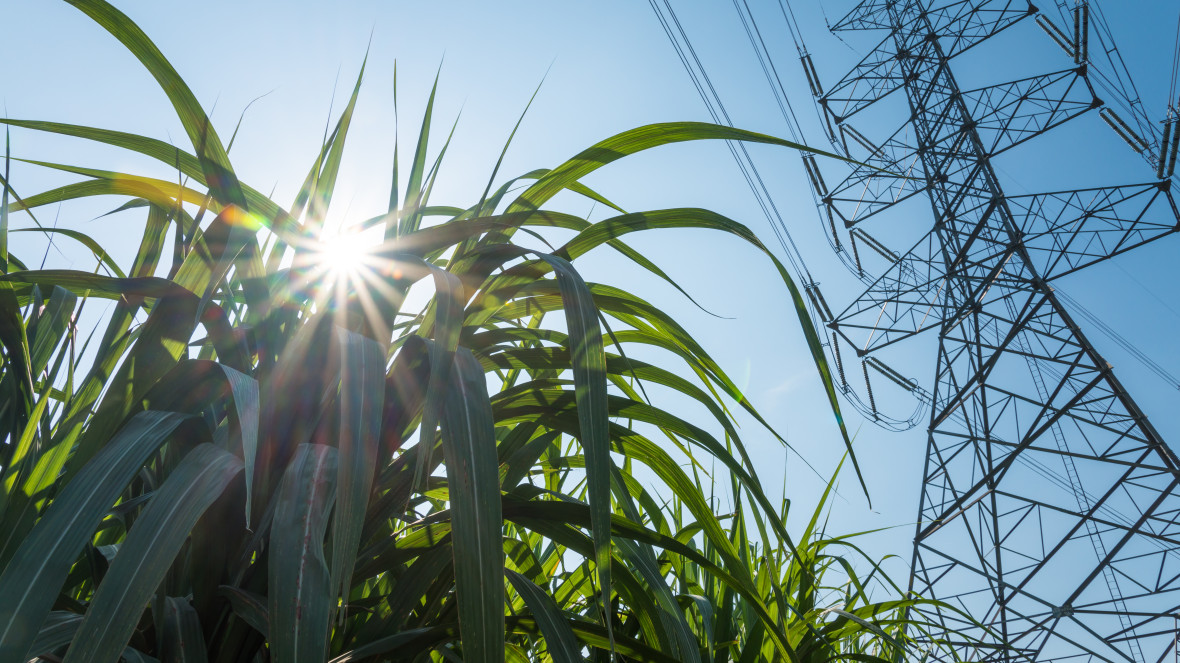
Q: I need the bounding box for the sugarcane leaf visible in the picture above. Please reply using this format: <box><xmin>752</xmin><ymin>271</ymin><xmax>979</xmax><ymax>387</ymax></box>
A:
<box><xmin>0</xmin><ymin>119</ymin><xmax>296</xmax><ymax>235</ymax></box>
<box><xmin>532</xmin><ymin>253</ymin><xmax>612</xmax><ymax>638</ymax></box>
<box><xmin>0</xmin><ymin>411</ymin><xmax>191</xmax><ymax>663</ymax></box>
<box><xmin>501</xmin><ymin>494</ymin><xmax>800</xmax><ymax>662</ymax></box>
<box><xmin>218</xmin><ymin>586</ymin><xmax>268</xmax><ymax>639</ymax></box>
<box><xmin>327</xmin><ymin>627</ymin><xmax>453</xmax><ymax>663</ymax></box>
<box><xmin>61</xmin><ymin>0</ymin><xmax>245</xmax><ymax>209</ymax></box>
<box><xmin>0</xmin><ymin>269</ymin><xmax>187</xmax><ymax>302</ymax></box>
<box><xmin>329</xmin><ymin>327</ymin><xmax>385</xmax><ymax>612</ymax></box>
<box><xmin>1</xmin><ymin>131</ymin><xmax>9</xmax><ymax>271</ymax></box>
<box><xmin>412</xmin><ymin>267</ymin><xmax>463</xmax><ymax>490</ymax></box>
<box><xmin>399</xmin><ymin>66</ymin><xmax>440</xmax><ymax>236</ymax></box>
<box><xmin>26</xmin><ymin>286</ymin><xmax>76</xmax><ymax>378</ymax></box>
<box><xmin>507</xmin><ymin>122</ymin><xmax>850</xmax><ymax>214</ymax></box>
<box><xmin>61</xmin><ymin>444</ymin><xmax>241</xmax><ymax>663</ymax></box>
<box><xmin>505</xmin><ymin>570</ymin><xmax>581</xmax><ymax>663</ymax></box>
<box><xmin>268</xmin><ymin>443</ymin><xmax>338</xmax><ymax>663</ymax></box>
<box><xmin>439</xmin><ymin>348</ymin><xmax>504</xmax><ymax>663</ymax></box>
<box><xmin>10</xmin><ymin>228</ymin><xmax>123</xmax><ymax>277</ymax></box>
<box><xmin>22</xmin><ymin>611</ymin><xmax>81</xmax><ymax>662</ymax></box>
<box><xmin>308</xmin><ymin>54</ymin><xmax>367</xmax><ymax>231</ymax></box>
<box><xmin>0</xmin><ymin>383</ymin><xmax>53</xmax><ymax>512</ymax></box>
<box><xmin>157</xmin><ymin>597</ymin><xmax>210</xmax><ymax>663</ymax></box>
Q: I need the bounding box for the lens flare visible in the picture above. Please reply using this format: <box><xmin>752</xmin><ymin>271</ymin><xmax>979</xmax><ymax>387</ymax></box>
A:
<box><xmin>319</xmin><ymin>229</ymin><xmax>371</xmax><ymax>278</ymax></box>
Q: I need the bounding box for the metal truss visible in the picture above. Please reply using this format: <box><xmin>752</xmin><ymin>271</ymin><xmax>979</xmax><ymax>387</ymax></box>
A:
<box><xmin>802</xmin><ymin>1</ymin><xmax>1180</xmax><ymax>660</ymax></box>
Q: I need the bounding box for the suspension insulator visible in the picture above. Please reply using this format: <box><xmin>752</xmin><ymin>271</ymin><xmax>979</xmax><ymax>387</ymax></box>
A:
<box><xmin>1072</xmin><ymin>4</ymin><xmax>1090</xmax><ymax>63</ymax></box>
<box><xmin>806</xmin><ymin>284</ymin><xmax>835</xmax><ymax>322</ymax></box>
<box><xmin>832</xmin><ymin>332</ymin><xmax>848</xmax><ymax>389</ymax></box>
<box><xmin>813</xmin><ymin>286</ymin><xmax>835</xmax><ymax>323</ymax></box>
<box><xmin>1158</xmin><ymin>120</ymin><xmax>1174</xmax><ymax>179</ymax></box>
<box><xmin>861</xmin><ymin>360</ymin><xmax>878</xmax><ymax>418</ymax></box>
<box><xmin>826</xmin><ymin>207</ymin><xmax>843</xmax><ymax>250</ymax></box>
<box><xmin>801</xmin><ymin>53</ymin><xmax>824</xmax><ymax>97</ymax></box>
<box><xmin>802</xmin><ymin>154</ymin><xmax>829</xmax><ymax>197</ymax></box>
<box><xmin>1168</xmin><ymin>118</ymin><xmax>1180</xmax><ymax>177</ymax></box>
<box><xmin>866</xmin><ymin>356</ymin><xmax>919</xmax><ymax>392</ymax></box>
<box><xmin>850</xmin><ymin>234</ymin><xmax>865</xmax><ymax>274</ymax></box>
<box><xmin>842</xmin><ymin>124</ymin><xmax>881</xmax><ymax>156</ymax></box>
<box><xmin>1036</xmin><ymin>14</ymin><xmax>1075</xmax><ymax>58</ymax></box>
<box><xmin>850</xmin><ymin>228</ymin><xmax>900</xmax><ymax>261</ymax></box>
<box><xmin>1100</xmin><ymin>108</ymin><xmax>1149</xmax><ymax>153</ymax></box>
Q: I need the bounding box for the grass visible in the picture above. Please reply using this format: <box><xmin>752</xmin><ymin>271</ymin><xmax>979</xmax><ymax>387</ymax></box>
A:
<box><xmin>0</xmin><ymin>1</ymin><xmax>978</xmax><ymax>661</ymax></box>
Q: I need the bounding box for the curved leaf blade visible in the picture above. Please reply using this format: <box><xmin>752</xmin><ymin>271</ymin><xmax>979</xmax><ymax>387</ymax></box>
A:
<box><xmin>62</xmin><ymin>444</ymin><xmax>242</xmax><ymax>663</ymax></box>
<box><xmin>329</xmin><ymin>328</ymin><xmax>385</xmax><ymax>612</ymax></box>
<box><xmin>268</xmin><ymin>443</ymin><xmax>338</xmax><ymax>663</ymax></box>
<box><xmin>506</xmin><ymin>570</ymin><xmax>581</xmax><ymax>663</ymax></box>
<box><xmin>62</xmin><ymin>0</ymin><xmax>245</xmax><ymax>208</ymax></box>
<box><xmin>534</xmin><ymin>253</ymin><xmax>612</xmax><ymax>637</ymax></box>
<box><xmin>440</xmin><ymin>348</ymin><xmax>505</xmax><ymax>663</ymax></box>
<box><xmin>0</xmin><ymin>411</ymin><xmax>190</xmax><ymax>663</ymax></box>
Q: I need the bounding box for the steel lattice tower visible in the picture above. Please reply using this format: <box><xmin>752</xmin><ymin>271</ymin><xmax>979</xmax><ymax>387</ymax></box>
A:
<box><xmin>798</xmin><ymin>1</ymin><xmax>1180</xmax><ymax>661</ymax></box>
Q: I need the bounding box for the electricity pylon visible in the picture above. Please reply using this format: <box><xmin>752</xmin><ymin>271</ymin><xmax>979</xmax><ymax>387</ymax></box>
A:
<box><xmin>801</xmin><ymin>1</ymin><xmax>1180</xmax><ymax>660</ymax></box>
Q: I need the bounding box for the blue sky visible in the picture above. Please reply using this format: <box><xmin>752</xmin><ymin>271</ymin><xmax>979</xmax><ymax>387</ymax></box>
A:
<box><xmin>6</xmin><ymin>0</ymin><xmax>1180</xmax><ymax>570</ymax></box>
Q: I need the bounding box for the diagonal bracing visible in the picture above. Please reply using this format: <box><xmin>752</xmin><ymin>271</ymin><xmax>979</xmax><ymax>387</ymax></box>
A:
<box><xmin>804</xmin><ymin>1</ymin><xmax>1180</xmax><ymax>661</ymax></box>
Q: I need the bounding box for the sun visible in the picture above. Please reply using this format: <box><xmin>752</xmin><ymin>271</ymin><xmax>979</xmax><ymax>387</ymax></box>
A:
<box><xmin>317</xmin><ymin>228</ymin><xmax>373</xmax><ymax>278</ymax></box>
<box><xmin>293</xmin><ymin>224</ymin><xmax>406</xmax><ymax>338</ymax></box>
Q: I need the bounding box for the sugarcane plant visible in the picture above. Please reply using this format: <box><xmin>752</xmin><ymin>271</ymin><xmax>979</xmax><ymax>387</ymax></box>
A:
<box><xmin>0</xmin><ymin>1</ymin><xmax>981</xmax><ymax>662</ymax></box>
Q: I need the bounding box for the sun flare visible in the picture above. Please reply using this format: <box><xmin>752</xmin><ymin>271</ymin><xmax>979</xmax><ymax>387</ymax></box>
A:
<box><xmin>318</xmin><ymin>229</ymin><xmax>373</xmax><ymax>277</ymax></box>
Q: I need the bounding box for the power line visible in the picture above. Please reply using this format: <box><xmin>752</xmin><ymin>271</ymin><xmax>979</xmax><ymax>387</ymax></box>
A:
<box><xmin>1055</xmin><ymin>287</ymin><xmax>1180</xmax><ymax>391</ymax></box>
<box><xmin>647</xmin><ymin>0</ymin><xmax>814</xmax><ymax>285</ymax></box>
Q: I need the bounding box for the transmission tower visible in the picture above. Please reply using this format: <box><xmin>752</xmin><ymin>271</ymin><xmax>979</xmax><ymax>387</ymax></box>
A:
<box><xmin>796</xmin><ymin>1</ymin><xmax>1180</xmax><ymax>661</ymax></box>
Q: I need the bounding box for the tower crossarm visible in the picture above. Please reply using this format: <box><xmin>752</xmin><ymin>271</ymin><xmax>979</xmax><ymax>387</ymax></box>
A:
<box><xmin>822</xmin><ymin>122</ymin><xmax>928</xmax><ymax>228</ymax></box>
<box><xmin>821</xmin><ymin>0</ymin><xmax>1033</xmax><ymax>123</ymax></box>
<box><xmin>830</xmin><ymin>228</ymin><xmax>949</xmax><ymax>353</ymax></box>
<box><xmin>833</xmin><ymin>0</ymin><xmax>1033</xmax><ymax>36</ymax></box>
<box><xmin>1009</xmin><ymin>182</ymin><xmax>1180</xmax><ymax>281</ymax></box>
<box><xmin>964</xmin><ymin>68</ymin><xmax>1099</xmax><ymax>157</ymax></box>
<box><xmin>832</xmin><ymin>0</ymin><xmax>904</xmax><ymax>32</ymax></box>
<box><xmin>821</xmin><ymin>68</ymin><xmax>1096</xmax><ymax>229</ymax></box>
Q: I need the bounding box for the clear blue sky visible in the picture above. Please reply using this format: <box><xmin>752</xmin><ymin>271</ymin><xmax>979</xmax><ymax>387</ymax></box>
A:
<box><xmin>6</xmin><ymin>0</ymin><xmax>1180</xmax><ymax>570</ymax></box>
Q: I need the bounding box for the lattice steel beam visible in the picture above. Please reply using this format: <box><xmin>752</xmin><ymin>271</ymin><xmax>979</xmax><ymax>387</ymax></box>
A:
<box><xmin>809</xmin><ymin>1</ymin><xmax>1180</xmax><ymax>661</ymax></box>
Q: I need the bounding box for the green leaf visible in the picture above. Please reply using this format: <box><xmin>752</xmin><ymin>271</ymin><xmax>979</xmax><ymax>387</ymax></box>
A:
<box><xmin>157</xmin><ymin>597</ymin><xmax>210</xmax><ymax>663</ymax></box>
<box><xmin>398</xmin><ymin>66</ymin><xmax>441</xmax><ymax>236</ymax></box>
<box><xmin>507</xmin><ymin>122</ymin><xmax>850</xmax><ymax>214</ymax></box>
<box><xmin>309</xmin><ymin>55</ymin><xmax>367</xmax><ymax>231</ymax></box>
<box><xmin>62</xmin><ymin>444</ymin><xmax>242</xmax><ymax>663</ymax></box>
<box><xmin>533</xmin><ymin>254</ymin><xmax>612</xmax><ymax>638</ymax></box>
<box><xmin>62</xmin><ymin>0</ymin><xmax>245</xmax><ymax>208</ymax></box>
<box><xmin>329</xmin><ymin>327</ymin><xmax>385</xmax><ymax>613</ymax></box>
<box><xmin>505</xmin><ymin>570</ymin><xmax>581</xmax><ymax>663</ymax></box>
<box><xmin>10</xmin><ymin>228</ymin><xmax>121</xmax><ymax>278</ymax></box>
<box><xmin>0</xmin><ymin>283</ymin><xmax>33</xmax><ymax>426</ymax></box>
<box><xmin>387</xmin><ymin>62</ymin><xmax>400</xmax><ymax>219</ymax></box>
<box><xmin>23</xmin><ymin>611</ymin><xmax>81</xmax><ymax>662</ymax></box>
<box><xmin>220</xmin><ymin>366</ymin><xmax>260</xmax><ymax>528</ymax></box>
<box><xmin>1</xmin><ymin>130</ymin><xmax>9</xmax><ymax>272</ymax></box>
<box><xmin>26</xmin><ymin>286</ymin><xmax>77</xmax><ymax>378</ymax></box>
<box><xmin>0</xmin><ymin>381</ymin><xmax>54</xmax><ymax>513</ymax></box>
<box><xmin>0</xmin><ymin>269</ymin><xmax>186</xmax><ymax>302</ymax></box>
<box><xmin>268</xmin><ymin>443</ymin><xmax>338</xmax><ymax>663</ymax></box>
<box><xmin>439</xmin><ymin>348</ymin><xmax>505</xmax><ymax>663</ymax></box>
<box><xmin>412</xmin><ymin>267</ymin><xmax>463</xmax><ymax>490</ymax></box>
<box><xmin>0</xmin><ymin>119</ymin><xmax>297</xmax><ymax>234</ymax></box>
<box><xmin>218</xmin><ymin>586</ymin><xmax>268</xmax><ymax>638</ymax></box>
<box><xmin>0</xmin><ymin>411</ymin><xmax>190</xmax><ymax>663</ymax></box>
<box><xmin>327</xmin><ymin>626</ymin><xmax>453</xmax><ymax>663</ymax></box>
